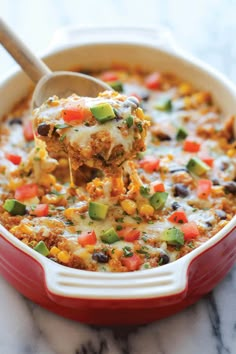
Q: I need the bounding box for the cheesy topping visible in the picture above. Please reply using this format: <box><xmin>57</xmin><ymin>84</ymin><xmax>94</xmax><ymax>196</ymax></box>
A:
<box><xmin>33</xmin><ymin>91</ymin><xmax>149</xmax><ymax>172</ymax></box>
<box><xmin>0</xmin><ymin>69</ymin><xmax>235</xmax><ymax>272</ymax></box>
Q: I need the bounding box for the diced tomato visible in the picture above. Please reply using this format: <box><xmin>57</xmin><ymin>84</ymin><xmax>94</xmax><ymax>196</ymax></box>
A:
<box><xmin>139</xmin><ymin>156</ymin><xmax>160</xmax><ymax>173</ymax></box>
<box><xmin>145</xmin><ymin>72</ymin><xmax>161</xmax><ymax>90</ymax></box>
<box><xmin>183</xmin><ymin>139</ymin><xmax>201</xmax><ymax>153</ymax></box>
<box><xmin>117</xmin><ymin>228</ymin><xmax>140</xmax><ymax>242</ymax></box>
<box><xmin>78</xmin><ymin>230</ymin><xmax>97</xmax><ymax>246</ymax></box>
<box><xmin>100</xmin><ymin>71</ymin><xmax>119</xmax><ymax>82</ymax></box>
<box><xmin>181</xmin><ymin>222</ymin><xmax>200</xmax><ymax>240</ymax></box>
<box><xmin>197</xmin><ymin>179</ymin><xmax>212</xmax><ymax>199</ymax></box>
<box><xmin>121</xmin><ymin>253</ymin><xmax>142</xmax><ymax>271</ymax></box>
<box><xmin>31</xmin><ymin>204</ymin><xmax>49</xmax><ymax>217</ymax></box>
<box><xmin>168</xmin><ymin>210</ymin><xmax>188</xmax><ymax>224</ymax></box>
<box><xmin>5</xmin><ymin>153</ymin><xmax>22</xmax><ymax>165</ymax></box>
<box><xmin>62</xmin><ymin>106</ymin><xmax>91</xmax><ymax>124</ymax></box>
<box><xmin>15</xmin><ymin>183</ymin><xmax>38</xmax><ymax>201</ymax></box>
<box><xmin>152</xmin><ymin>181</ymin><xmax>165</xmax><ymax>192</ymax></box>
<box><xmin>198</xmin><ymin>154</ymin><xmax>214</xmax><ymax>167</ymax></box>
<box><xmin>23</xmin><ymin>121</ymin><xmax>34</xmax><ymax>141</ymax></box>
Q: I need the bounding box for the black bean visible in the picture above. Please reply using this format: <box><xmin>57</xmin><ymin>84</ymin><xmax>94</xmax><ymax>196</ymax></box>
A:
<box><xmin>92</xmin><ymin>252</ymin><xmax>109</xmax><ymax>263</ymax></box>
<box><xmin>215</xmin><ymin>209</ymin><xmax>227</xmax><ymax>220</ymax></box>
<box><xmin>140</xmin><ymin>91</ymin><xmax>150</xmax><ymax>101</ymax></box>
<box><xmin>156</xmin><ymin>132</ymin><xmax>172</xmax><ymax>141</ymax></box>
<box><xmin>212</xmin><ymin>178</ymin><xmax>220</xmax><ymax>186</ymax></box>
<box><xmin>174</xmin><ymin>183</ymin><xmax>189</xmax><ymax>198</ymax></box>
<box><xmin>159</xmin><ymin>253</ymin><xmax>170</xmax><ymax>265</ymax></box>
<box><xmin>8</xmin><ymin>118</ymin><xmax>22</xmax><ymax>125</ymax></box>
<box><xmin>228</xmin><ymin>137</ymin><xmax>235</xmax><ymax>144</ymax></box>
<box><xmin>37</xmin><ymin>123</ymin><xmax>50</xmax><ymax>136</ymax></box>
<box><xmin>205</xmin><ymin>221</ymin><xmax>212</xmax><ymax>227</ymax></box>
<box><xmin>223</xmin><ymin>181</ymin><xmax>236</xmax><ymax>194</ymax></box>
<box><xmin>172</xmin><ymin>201</ymin><xmax>181</xmax><ymax>210</ymax></box>
<box><xmin>170</xmin><ymin>166</ymin><xmax>188</xmax><ymax>173</ymax></box>
<box><xmin>220</xmin><ymin>161</ymin><xmax>229</xmax><ymax>171</ymax></box>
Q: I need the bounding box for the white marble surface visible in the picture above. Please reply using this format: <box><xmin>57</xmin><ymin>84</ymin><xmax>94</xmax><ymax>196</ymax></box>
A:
<box><xmin>0</xmin><ymin>0</ymin><xmax>236</xmax><ymax>353</ymax></box>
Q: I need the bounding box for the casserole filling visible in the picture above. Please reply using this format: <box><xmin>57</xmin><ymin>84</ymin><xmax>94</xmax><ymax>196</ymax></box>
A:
<box><xmin>33</xmin><ymin>90</ymin><xmax>149</xmax><ymax>173</ymax></box>
<box><xmin>0</xmin><ymin>68</ymin><xmax>235</xmax><ymax>272</ymax></box>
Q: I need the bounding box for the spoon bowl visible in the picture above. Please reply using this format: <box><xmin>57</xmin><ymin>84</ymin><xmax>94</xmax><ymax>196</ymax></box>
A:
<box><xmin>32</xmin><ymin>71</ymin><xmax>111</xmax><ymax>108</ymax></box>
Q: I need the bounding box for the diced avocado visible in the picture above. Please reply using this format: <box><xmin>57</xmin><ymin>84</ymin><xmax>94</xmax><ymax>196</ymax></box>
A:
<box><xmin>160</xmin><ymin>227</ymin><xmax>184</xmax><ymax>246</ymax></box>
<box><xmin>33</xmin><ymin>241</ymin><xmax>50</xmax><ymax>256</ymax></box>
<box><xmin>88</xmin><ymin>201</ymin><xmax>109</xmax><ymax>220</ymax></box>
<box><xmin>126</xmin><ymin>115</ymin><xmax>134</xmax><ymax>128</ymax></box>
<box><xmin>109</xmin><ymin>80</ymin><xmax>123</xmax><ymax>92</ymax></box>
<box><xmin>154</xmin><ymin>97</ymin><xmax>172</xmax><ymax>111</ymax></box>
<box><xmin>186</xmin><ymin>157</ymin><xmax>210</xmax><ymax>176</ymax></box>
<box><xmin>90</xmin><ymin>103</ymin><xmax>115</xmax><ymax>123</ymax></box>
<box><xmin>149</xmin><ymin>192</ymin><xmax>168</xmax><ymax>210</ymax></box>
<box><xmin>101</xmin><ymin>227</ymin><xmax>120</xmax><ymax>244</ymax></box>
<box><xmin>3</xmin><ymin>199</ymin><xmax>26</xmax><ymax>216</ymax></box>
<box><xmin>176</xmin><ymin>126</ymin><xmax>188</xmax><ymax>140</ymax></box>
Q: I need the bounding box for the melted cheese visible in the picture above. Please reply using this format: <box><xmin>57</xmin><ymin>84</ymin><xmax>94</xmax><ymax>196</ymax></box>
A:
<box><xmin>66</xmin><ymin>120</ymin><xmax>134</xmax><ymax>153</ymax></box>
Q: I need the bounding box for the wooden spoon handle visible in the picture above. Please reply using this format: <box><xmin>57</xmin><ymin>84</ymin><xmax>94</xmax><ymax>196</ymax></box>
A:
<box><xmin>0</xmin><ymin>17</ymin><xmax>51</xmax><ymax>83</ymax></box>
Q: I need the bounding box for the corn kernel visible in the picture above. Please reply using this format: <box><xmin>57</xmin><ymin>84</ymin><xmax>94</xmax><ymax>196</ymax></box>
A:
<box><xmin>39</xmin><ymin>173</ymin><xmax>56</xmax><ymax>187</ymax></box>
<box><xmin>211</xmin><ymin>186</ymin><xmax>225</xmax><ymax>198</ymax></box>
<box><xmin>8</xmin><ymin>178</ymin><xmax>23</xmax><ymax>191</ymax></box>
<box><xmin>219</xmin><ymin>220</ymin><xmax>228</xmax><ymax>228</ymax></box>
<box><xmin>184</xmin><ymin>96</ymin><xmax>192</xmax><ymax>109</ymax></box>
<box><xmin>57</xmin><ymin>250</ymin><xmax>70</xmax><ymax>264</ymax></box>
<box><xmin>113</xmin><ymin>248</ymin><xmax>123</xmax><ymax>258</ymax></box>
<box><xmin>50</xmin><ymin>246</ymin><xmax>60</xmax><ymax>257</ymax></box>
<box><xmin>64</xmin><ymin>208</ymin><xmax>75</xmax><ymax>220</ymax></box>
<box><xmin>21</xmin><ymin>224</ymin><xmax>33</xmax><ymax>235</ymax></box>
<box><xmin>85</xmin><ymin>245</ymin><xmax>95</xmax><ymax>253</ymax></box>
<box><xmin>54</xmin><ymin>183</ymin><xmax>63</xmax><ymax>192</ymax></box>
<box><xmin>59</xmin><ymin>158</ymin><xmax>69</xmax><ymax>168</ymax></box>
<box><xmin>227</xmin><ymin>149</ymin><xmax>236</xmax><ymax>157</ymax></box>
<box><xmin>144</xmin><ymin>114</ymin><xmax>152</xmax><ymax>121</ymax></box>
<box><xmin>139</xmin><ymin>204</ymin><xmax>154</xmax><ymax>217</ymax></box>
<box><xmin>167</xmin><ymin>153</ymin><xmax>174</xmax><ymax>161</ymax></box>
<box><xmin>179</xmin><ymin>82</ymin><xmax>192</xmax><ymax>96</ymax></box>
<box><xmin>135</xmin><ymin>107</ymin><xmax>145</xmax><ymax>120</ymax></box>
<box><xmin>193</xmin><ymin>92</ymin><xmax>211</xmax><ymax>105</ymax></box>
<box><xmin>120</xmin><ymin>199</ymin><xmax>137</xmax><ymax>215</ymax></box>
<box><xmin>39</xmin><ymin>148</ymin><xmax>47</xmax><ymax>159</ymax></box>
<box><xmin>10</xmin><ymin>224</ymin><xmax>33</xmax><ymax>235</ymax></box>
<box><xmin>67</xmin><ymin>225</ymin><xmax>76</xmax><ymax>233</ymax></box>
<box><xmin>76</xmin><ymin>249</ymin><xmax>89</xmax><ymax>260</ymax></box>
<box><xmin>50</xmin><ymin>100</ymin><xmax>59</xmax><ymax>106</ymax></box>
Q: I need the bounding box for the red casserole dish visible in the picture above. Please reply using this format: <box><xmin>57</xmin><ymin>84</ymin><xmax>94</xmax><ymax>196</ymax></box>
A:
<box><xmin>0</xmin><ymin>26</ymin><xmax>235</xmax><ymax>325</ymax></box>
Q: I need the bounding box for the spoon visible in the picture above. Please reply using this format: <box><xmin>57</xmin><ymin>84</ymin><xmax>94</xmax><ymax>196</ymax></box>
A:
<box><xmin>0</xmin><ymin>18</ymin><xmax>111</xmax><ymax>108</ymax></box>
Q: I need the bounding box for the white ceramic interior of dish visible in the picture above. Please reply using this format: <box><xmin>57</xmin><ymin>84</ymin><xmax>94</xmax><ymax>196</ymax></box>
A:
<box><xmin>0</xmin><ymin>27</ymin><xmax>235</xmax><ymax>299</ymax></box>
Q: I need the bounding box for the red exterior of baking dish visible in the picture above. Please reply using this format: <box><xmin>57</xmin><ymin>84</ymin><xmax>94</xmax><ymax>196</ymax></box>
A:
<box><xmin>0</xmin><ymin>226</ymin><xmax>235</xmax><ymax>325</ymax></box>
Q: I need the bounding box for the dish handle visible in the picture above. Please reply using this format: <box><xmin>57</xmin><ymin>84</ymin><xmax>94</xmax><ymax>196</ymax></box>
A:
<box><xmin>43</xmin><ymin>254</ymin><xmax>190</xmax><ymax>302</ymax></box>
<box><xmin>48</xmin><ymin>25</ymin><xmax>182</xmax><ymax>54</ymax></box>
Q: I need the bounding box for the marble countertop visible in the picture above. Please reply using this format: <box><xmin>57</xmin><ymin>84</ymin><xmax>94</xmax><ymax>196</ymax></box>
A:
<box><xmin>0</xmin><ymin>0</ymin><xmax>236</xmax><ymax>353</ymax></box>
